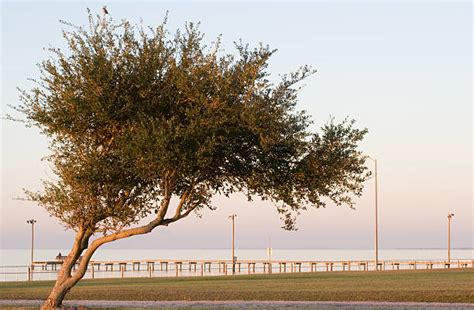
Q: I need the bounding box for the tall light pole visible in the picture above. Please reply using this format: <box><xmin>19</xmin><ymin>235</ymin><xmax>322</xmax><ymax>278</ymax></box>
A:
<box><xmin>229</xmin><ymin>214</ymin><xmax>237</xmax><ymax>274</ymax></box>
<box><xmin>367</xmin><ymin>157</ymin><xmax>379</xmax><ymax>271</ymax></box>
<box><xmin>447</xmin><ymin>213</ymin><xmax>454</xmax><ymax>263</ymax></box>
<box><xmin>26</xmin><ymin>219</ymin><xmax>37</xmax><ymax>265</ymax></box>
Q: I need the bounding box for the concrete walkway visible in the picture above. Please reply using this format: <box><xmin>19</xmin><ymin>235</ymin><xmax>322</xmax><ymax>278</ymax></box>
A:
<box><xmin>1</xmin><ymin>300</ymin><xmax>473</xmax><ymax>309</ymax></box>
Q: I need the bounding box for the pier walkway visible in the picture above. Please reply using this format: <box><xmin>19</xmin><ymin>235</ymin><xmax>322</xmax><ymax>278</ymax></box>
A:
<box><xmin>1</xmin><ymin>258</ymin><xmax>471</xmax><ymax>282</ymax></box>
<box><xmin>14</xmin><ymin>258</ymin><xmax>471</xmax><ymax>281</ymax></box>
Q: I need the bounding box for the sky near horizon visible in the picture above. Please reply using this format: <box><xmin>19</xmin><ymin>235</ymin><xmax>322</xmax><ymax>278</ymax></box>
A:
<box><xmin>1</xmin><ymin>1</ymin><xmax>472</xmax><ymax>252</ymax></box>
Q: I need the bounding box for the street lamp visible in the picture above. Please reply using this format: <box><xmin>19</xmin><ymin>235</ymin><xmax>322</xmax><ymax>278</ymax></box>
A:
<box><xmin>447</xmin><ymin>213</ymin><xmax>454</xmax><ymax>263</ymax></box>
<box><xmin>229</xmin><ymin>214</ymin><xmax>237</xmax><ymax>274</ymax></box>
<box><xmin>26</xmin><ymin>219</ymin><xmax>37</xmax><ymax>265</ymax></box>
<box><xmin>367</xmin><ymin>156</ymin><xmax>379</xmax><ymax>271</ymax></box>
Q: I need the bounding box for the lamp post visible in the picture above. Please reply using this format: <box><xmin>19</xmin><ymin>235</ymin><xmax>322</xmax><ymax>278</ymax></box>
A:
<box><xmin>367</xmin><ymin>157</ymin><xmax>379</xmax><ymax>271</ymax></box>
<box><xmin>26</xmin><ymin>219</ymin><xmax>37</xmax><ymax>265</ymax></box>
<box><xmin>229</xmin><ymin>214</ymin><xmax>237</xmax><ymax>274</ymax></box>
<box><xmin>447</xmin><ymin>213</ymin><xmax>454</xmax><ymax>263</ymax></box>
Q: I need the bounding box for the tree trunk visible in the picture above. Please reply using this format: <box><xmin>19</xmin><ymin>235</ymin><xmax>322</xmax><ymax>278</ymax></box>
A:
<box><xmin>40</xmin><ymin>229</ymin><xmax>91</xmax><ymax>309</ymax></box>
<box><xmin>39</xmin><ymin>195</ymin><xmax>175</xmax><ymax>308</ymax></box>
<box><xmin>41</xmin><ymin>283</ymin><xmax>71</xmax><ymax>309</ymax></box>
<box><xmin>40</xmin><ymin>257</ymin><xmax>77</xmax><ymax>309</ymax></box>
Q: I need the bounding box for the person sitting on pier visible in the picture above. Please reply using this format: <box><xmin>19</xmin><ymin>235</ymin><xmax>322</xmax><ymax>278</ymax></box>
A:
<box><xmin>56</xmin><ymin>252</ymin><xmax>66</xmax><ymax>261</ymax></box>
<box><xmin>56</xmin><ymin>252</ymin><xmax>83</xmax><ymax>262</ymax></box>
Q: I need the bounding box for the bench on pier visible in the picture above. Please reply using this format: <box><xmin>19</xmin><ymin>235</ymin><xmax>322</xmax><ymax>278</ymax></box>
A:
<box><xmin>132</xmin><ymin>262</ymin><xmax>141</xmax><ymax>271</ymax></box>
<box><xmin>342</xmin><ymin>262</ymin><xmax>351</xmax><ymax>271</ymax></box>
<box><xmin>292</xmin><ymin>262</ymin><xmax>302</xmax><ymax>272</ymax></box>
<box><xmin>263</xmin><ymin>262</ymin><xmax>273</xmax><ymax>273</ymax></box>
<box><xmin>160</xmin><ymin>262</ymin><xmax>168</xmax><ymax>271</ymax></box>
<box><xmin>175</xmin><ymin>262</ymin><xmax>183</xmax><ymax>271</ymax></box>
<box><xmin>325</xmin><ymin>262</ymin><xmax>334</xmax><ymax>271</ymax></box>
<box><xmin>188</xmin><ymin>262</ymin><xmax>197</xmax><ymax>271</ymax></box>
<box><xmin>105</xmin><ymin>263</ymin><xmax>114</xmax><ymax>271</ymax></box>
<box><xmin>247</xmin><ymin>262</ymin><xmax>256</xmax><ymax>273</ymax></box>
<box><xmin>358</xmin><ymin>262</ymin><xmax>368</xmax><ymax>271</ymax></box>
<box><xmin>203</xmin><ymin>262</ymin><xmax>212</xmax><ymax>272</ymax></box>
<box><xmin>119</xmin><ymin>262</ymin><xmax>127</xmax><ymax>271</ymax></box>
<box><xmin>146</xmin><ymin>262</ymin><xmax>155</xmax><ymax>271</ymax></box>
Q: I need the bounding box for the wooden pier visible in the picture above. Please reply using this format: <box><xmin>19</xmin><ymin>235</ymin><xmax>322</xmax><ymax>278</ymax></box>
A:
<box><xmin>31</xmin><ymin>258</ymin><xmax>473</xmax><ymax>279</ymax></box>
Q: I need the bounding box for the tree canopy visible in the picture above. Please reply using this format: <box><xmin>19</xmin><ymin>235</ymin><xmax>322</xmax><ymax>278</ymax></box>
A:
<box><xmin>19</xmin><ymin>13</ymin><xmax>369</xmax><ymax>235</ymax></box>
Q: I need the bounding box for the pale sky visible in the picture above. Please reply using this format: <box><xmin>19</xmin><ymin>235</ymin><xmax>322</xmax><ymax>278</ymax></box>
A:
<box><xmin>1</xmin><ymin>1</ymin><xmax>472</xmax><ymax>250</ymax></box>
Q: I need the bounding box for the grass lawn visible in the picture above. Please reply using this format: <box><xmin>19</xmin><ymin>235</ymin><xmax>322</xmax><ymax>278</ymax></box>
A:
<box><xmin>1</xmin><ymin>269</ymin><xmax>473</xmax><ymax>303</ymax></box>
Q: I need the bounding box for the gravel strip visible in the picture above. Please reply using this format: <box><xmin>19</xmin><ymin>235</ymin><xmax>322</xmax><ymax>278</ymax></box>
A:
<box><xmin>0</xmin><ymin>300</ymin><xmax>473</xmax><ymax>309</ymax></box>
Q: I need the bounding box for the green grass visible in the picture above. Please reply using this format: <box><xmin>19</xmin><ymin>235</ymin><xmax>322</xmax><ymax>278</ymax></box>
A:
<box><xmin>1</xmin><ymin>269</ymin><xmax>473</xmax><ymax>303</ymax></box>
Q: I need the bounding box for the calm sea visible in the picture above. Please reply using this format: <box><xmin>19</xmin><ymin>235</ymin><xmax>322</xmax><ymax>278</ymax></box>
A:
<box><xmin>1</xmin><ymin>248</ymin><xmax>472</xmax><ymax>266</ymax></box>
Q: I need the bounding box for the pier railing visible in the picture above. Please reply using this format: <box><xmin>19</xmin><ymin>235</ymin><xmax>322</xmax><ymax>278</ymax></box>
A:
<box><xmin>1</xmin><ymin>258</ymin><xmax>472</xmax><ymax>282</ymax></box>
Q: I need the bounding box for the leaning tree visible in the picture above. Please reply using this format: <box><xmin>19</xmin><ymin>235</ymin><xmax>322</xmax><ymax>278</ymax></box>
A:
<box><xmin>16</xmin><ymin>12</ymin><xmax>369</xmax><ymax>309</ymax></box>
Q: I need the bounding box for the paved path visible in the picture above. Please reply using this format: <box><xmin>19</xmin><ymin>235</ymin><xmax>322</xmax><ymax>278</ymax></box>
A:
<box><xmin>1</xmin><ymin>300</ymin><xmax>473</xmax><ymax>309</ymax></box>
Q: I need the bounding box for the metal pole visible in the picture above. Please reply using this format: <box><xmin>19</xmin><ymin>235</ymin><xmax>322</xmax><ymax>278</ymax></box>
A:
<box><xmin>232</xmin><ymin>217</ymin><xmax>235</xmax><ymax>269</ymax></box>
<box><xmin>447</xmin><ymin>213</ymin><xmax>454</xmax><ymax>263</ymax></box>
<box><xmin>26</xmin><ymin>219</ymin><xmax>36</xmax><ymax>266</ymax></box>
<box><xmin>374</xmin><ymin>159</ymin><xmax>379</xmax><ymax>271</ymax></box>
<box><xmin>448</xmin><ymin>216</ymin><xmax>450</xmax><ymax>262</ymax></box>
<box><xmin>31</xmin><ymin>221</ymin><xmax>35</xmax><ymax>264</ymax></box>
<box><xmin>229</xmin><ymin>214</ymin><xmax>237</xmax><ymax>274</ymax></box>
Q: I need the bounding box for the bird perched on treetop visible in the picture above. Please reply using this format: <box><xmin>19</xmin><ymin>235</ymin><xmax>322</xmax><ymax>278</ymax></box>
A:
<box><xmin>102</xmin><ymin>6</ymin><xmax>109</xmax><ymax>15</ymax></box>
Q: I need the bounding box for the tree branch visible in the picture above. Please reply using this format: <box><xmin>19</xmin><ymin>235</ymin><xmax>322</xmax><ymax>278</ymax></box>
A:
<box><xmin>173</xmin><ymin>181</ymin><xmax>195</xmax><ymax>218</ymax></box>
<box><xmin>57</xmin><ymin>227</ymin><xmax>91</xmax><ymax>282</ymax></box>
<box><xmin>66</xmin><ymin>204</ymin><xmax>168</xmax><ymax>286</ymax></box>
<box><xmin>65</xmin><ymin>174</ymin><xmax>175</xmax><ymax>286</ymax></box>
<box><xmin>162</xmin><ymin>202</ymin><xmax>199</xmax><ymax>226</ymax></box>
